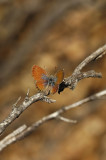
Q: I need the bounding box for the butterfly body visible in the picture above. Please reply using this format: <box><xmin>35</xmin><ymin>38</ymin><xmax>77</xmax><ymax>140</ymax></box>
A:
<box><xmin>47</xmin><ymin>76</ymin><xmax>57</xmax><ymax>86</ymax></box>
<box><xmin>32</xmin><ymin>65</ymin><xmax>64</xmax><ymax>94</ymax></box>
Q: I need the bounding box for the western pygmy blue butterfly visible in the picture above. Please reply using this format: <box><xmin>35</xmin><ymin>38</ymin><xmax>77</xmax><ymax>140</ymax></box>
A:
<box><xmin>32</xmin><ymin>65</ymin><xmax>64</xmax><ymax>94</ymax></box>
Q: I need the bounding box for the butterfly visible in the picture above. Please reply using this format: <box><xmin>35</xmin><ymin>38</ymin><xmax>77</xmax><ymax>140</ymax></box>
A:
<box><xmin>32</xmin><ymin>65</ymin><xmax>64</xmax><ymax>94</ymax></box>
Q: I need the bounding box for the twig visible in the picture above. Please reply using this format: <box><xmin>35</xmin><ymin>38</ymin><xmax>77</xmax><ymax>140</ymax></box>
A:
<box><xmin>0</xmin><ymin>89</ymin><xmax>105</xmax><ymax>151</ymax></box>
<box><xmin>0</xmin><ymin>92</ymin><xmax>55</xmax><ymax>135</ymax></box>
<box><xmin>0</xmin><ymin>45</ymin><xmax>105</xmax><ymax>136</ymax></box>
<box><xmin>59</xmin><ymin>44</ymin><xmax>106</xmax><ymax>92</ymax></box>
<box><xmin>0</xmin><ymin>125</ymin><xmax>27</xmax><ymax>151</ymax></box>
<box><xmin>12</xmin><ymin>96</ymin><xmax>21</xmax><ymax>109</ymax></box>
<box><xmin>73</xmin><ymin>44</ymin><xmax>106</xmax><ymax>73</ymax></box>
<box><xmin>57</xmin><ymin>116</ymin><xmax>77</xmax><ymax>123</ymax></box>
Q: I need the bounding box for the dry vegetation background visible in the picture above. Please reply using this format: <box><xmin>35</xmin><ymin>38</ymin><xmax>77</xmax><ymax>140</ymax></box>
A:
<box><xmin>0</xmin><ymin>0</ymin><xmax>106</xmax><ymax>160</ymax></box>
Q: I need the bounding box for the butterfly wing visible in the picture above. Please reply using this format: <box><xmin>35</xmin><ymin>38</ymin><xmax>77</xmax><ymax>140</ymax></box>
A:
<box><xmin>50</xmin><ymin>70</ymin><xmax>64</xmax><ymax>94</ymax></box>
<box><xmin>32</xmin><ymin>65</ymin><xmax>64</xmax><ymax>93</ymax></box>
<box><xmin>50</xmin><ymin>84</ymin><xmax>58</xmax><ymax>94</ymax></box>
<box><xmin>36</xmin><ymin>80</ymin><xmax>48</xmax><ymax>91</ymax></box>
<box><xmin>32</xmin><ymin>65</ymin><xmax>48</xmax><ymax>91</ymax></box>
<box><xmin>32</xmin><ymin>65</ymin><xmax>47</xmax><ymax>81</ymax></box>
<box><xmin>55</xmin><ymin>70</ymin><xmax>64</xmax><ymax>84</ymax></box>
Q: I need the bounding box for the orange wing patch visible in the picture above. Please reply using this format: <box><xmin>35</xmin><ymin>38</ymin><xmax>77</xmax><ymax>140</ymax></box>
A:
<box><xmin>55</xmin><ymin>70</ymin><xmax>64</xmax><ymax>84</ymax></box>
<box><xmin>50</xmin><ymin>84</ymin><xmax>58</xmax><ymax>94</ymax></box>
<box><xmin>36</xmin><ymin>80</ymin><xmax>46</xmax><ymax>91</ymax></box>
<box><xmin>32</xmin><ymin>65</ymin><xmax>47</xmax><ymax>81</ymax></box>
<box><xmin>32</xmin><ymin>65</ymin><xmax>64</xmax><ymax>94</ymax></box>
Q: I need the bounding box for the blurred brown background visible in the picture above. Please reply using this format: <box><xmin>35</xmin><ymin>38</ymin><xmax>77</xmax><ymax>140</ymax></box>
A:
<box><xmin>0</xmin><ymin>0</ymin><xmax>106</xmax><ymax>160</ymax></box>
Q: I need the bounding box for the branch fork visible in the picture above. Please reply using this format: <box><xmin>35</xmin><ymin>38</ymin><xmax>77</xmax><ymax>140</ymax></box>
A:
<box><xmin>0</xmin><ymin>45</ymin><xmax>106</xmax><ymax>151</ymax></box>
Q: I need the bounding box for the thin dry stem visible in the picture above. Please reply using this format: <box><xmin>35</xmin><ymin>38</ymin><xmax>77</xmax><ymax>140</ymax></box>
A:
<box><xmin>0</xmin><ymin>89</ymin><xmax>105</xmax><ymax>151</ymax></box>
<box><xmin>0</xmin><ymin>45</ymin><xmax>106</xmax><ymax>151</ymax></box>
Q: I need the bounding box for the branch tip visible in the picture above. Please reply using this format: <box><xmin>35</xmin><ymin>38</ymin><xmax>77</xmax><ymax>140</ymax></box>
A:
<box><xmin>12</xmin><ymin>96</ymin><xmax>21</xmax><ymax>109</ymax></box>
<box><xmin>57</xmin><ymin>116</ymin><xmax>77</xmax><ymax>123</ymax></box>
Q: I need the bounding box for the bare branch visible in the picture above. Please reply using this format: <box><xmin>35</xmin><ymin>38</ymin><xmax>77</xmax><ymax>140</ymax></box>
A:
<box><xmin>0</xmin><ymin>125</ymin><xmax>27</xmax><ymax>151</ymax></box>
<box><xmin>0</xmin><ymin>93</ymin><xmax>44</xmax><ymax>135</ymax></box>
<box><xmin>41</xmin><ymin>96</ymin><xmax>56</xmax><ymax>103</ymax></box>
<box><xmin>77</xmin><ymin>70</ymin><xmax>102</xmax><ymax>80</ymax></box>
<box><xmin>0</xmin><ymin>92</ymin><xmax>56</xmax><ymax>135</ymax></box>
<box><xmin>12</xmin><ymin>97</ymin><xmax>21</xmax><ymax>109</ymax></box>
<box><xmin>62</xmin><ymin>90</ymin><xmax>106</xmax><ymax>111</ymax></box>
<box><xmin>0</xmin><ymin>89</ymin><xmax>105</xmax><ymax>151</ymax></box>
<box><xmin>59</xmin><ymin>44</ymin><xmax>106</xmax><ymax>92</ymax></box>
<box><xmin>0</xmin><ymin>45</ymin><xmax>106</xmax><ymax>136</ymax></box>
<box><xmin>57</xmin><ymin>116</ymin><xmax>77</xmax><ymax>123</ymax></box>
<box><xmin>73</xmin><ymin>44</ymin><xmax>106</xmax><ymax>73</ymax></box>
<box><xmin>24</xmin><ymin>89</ymin><xmax>30</xmax><ymax>101</ymax></box>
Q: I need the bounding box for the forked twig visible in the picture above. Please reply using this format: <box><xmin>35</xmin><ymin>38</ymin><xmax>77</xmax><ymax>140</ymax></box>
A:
<box><xmin>0</xmin><ymin>44</ymin><xmax>106</xmax><ymax>145</ymax></box>
<box><xmin>0</xmin><ymin>89</ymin><xmax>105</xmax><ymax>151</ymax></box>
